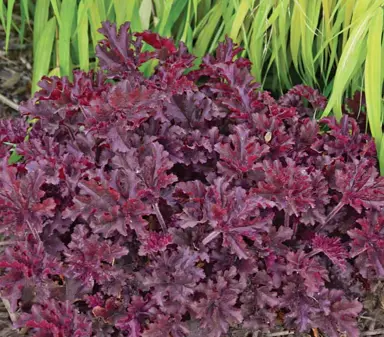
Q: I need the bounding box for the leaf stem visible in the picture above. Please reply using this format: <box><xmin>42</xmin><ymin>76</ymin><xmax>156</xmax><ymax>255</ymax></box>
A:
<box><xmin>153</xmin><ymin>202</ymin><xmax>167</xmax><ymax>232</ymax></box>
<box><xmin>284</xmin><ymin>211</ymin><xmax>290</xmax><ymax>227</ymax></box>
<box><xmin>320</xmin><ymin>200</ymin><xmax>345</xmax><ymax>229</ymax></box>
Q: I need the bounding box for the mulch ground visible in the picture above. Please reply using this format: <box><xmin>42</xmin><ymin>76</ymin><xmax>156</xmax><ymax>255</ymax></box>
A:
<box><xmin>0</xmin><ymin>19</ymin><xmax>32</xmax><ymax>120</ymax></box>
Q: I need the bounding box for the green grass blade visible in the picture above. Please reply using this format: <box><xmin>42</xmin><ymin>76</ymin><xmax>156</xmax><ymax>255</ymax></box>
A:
<box><xmin>230</xmin><ymin>0</ymin><xmax>252</xmax><ymax>42</ymax></box>
<box><xmin>192</xmin><ymin>0</ymin><xmax>199</xmax><ymax>26</ymax></box>
<box><xmin>33</xmin><ymin>0</ymin><xmax>50</xmax><ymax>52</ymax></box>
<box><xmin>97</xmin><ymin>0</ymin><xmax>107</xmax><ymax>22</ymax></box>
<box><xmin>163</xmin><ymin>0</ymin><xmax>188</xmax><ymax>36</ymax></box>
<box><xmin>116</xmin><ymin>0</ymin><xmax>142</xmax><ymax>32</ymax></box>
<box><xmin>139</xmin><ymin>0</ymin><xmax>153</xmax><ymax>30</ymax></box>
<box><xmin>32</xmin><ymin>17</ymin><xmax>57</xmax><ymax>93</ymax></box>
<box><xmin>290</xmin><ymin>0</ymin><xmax>302</xmax><ymax>73</ymax></box>
<box><xmin>157</xmin><ymin>0</ymin><xmax>174</xmax><ymax>36</ymax></box>
<box><xmin>77</xmin><ymin>0</ymin><xmax>89</xmax><ymax>71</ymax></box>
<box><xmin>277</xmin><ymin>0</ymin><xmax>291</xmax><ymax>88</ymax></box>
<box><xmin>365</xmin><ymin>7</ymin><xmax>383</xmax><ymax>153</ymax></box>
<box><xmin>249</xmin><ymin>0</ymin><xmax>273</xmax><ymax>83</ymax></box>
<box><xmin>221</xmin><ymin>0</ymin><xmax>234</xmax><ymax>36</ymax></box>
<box><xmin>180</xmin><ymin>0</ymin><xmax>192</xmax><ymax>47</ymax></box>
<box><xmin>50</xmin><ymin>0</ymin><xmax>62</xmax><ymax>27</ymax></box>
<box><xmin>301</xmin><ymin>0</ymin><xmax>321</xmax><ymax>86</ymax></box>
<box><xmin>113</xmin><ymin>0</ymin><xmax>129</xmax><ymax>28</ymax></box>
<box><xmin>0</xmin><ymin>1</ymin><xmax>5</xmax><ymax>29</ymax></box>
<box><xmin>193</xmin><ymin>4</ymin><xmax>222</xmax><ymax>57</ymax></box>
<box><xmin>322</xmin><ymin>6</ymin><xmax>379</xmax><ymax>119</ymax></box>
<box><xmin>88</xmin><ymin>0</ymin><xmax>104</xmax><ymax>61</ymax></box>
<box><xmin>5</xmin><ymin>0</ymin><xmax>16</xmax><ymax>52</ymax></box>
<box><xmin>59</xmin><ymin>0</ymin><xmax>76</xmax><ymax>78</ymax></box>
<box><xmin>21</xmin><ymin>0</ymin><xmax>30</xmax><ymax>25</ymax></box>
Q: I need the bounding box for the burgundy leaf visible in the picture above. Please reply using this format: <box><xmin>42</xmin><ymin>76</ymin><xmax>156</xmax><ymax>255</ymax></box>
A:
<box><xmin>348</xmin><ymin>212</ymin><xmax>384</xmax><ymax>278</ymax></box>
<box><xmin>286</xmin><ymin>251</ymin><xmax>329</xmax><ymax>295</ymax></box>
<box><xmin>0</xmin><ymin>235</ymin><xmax>62</xmax><ymax>311</ymax></box>
<box><xmin>311</xmin><ymin>234</ymin><xmax>348</xmax><ymax>271</ymax></box>
<box><xmin>1</xmin><ymin>20</ymin><xmax>379</xmax><ymax>337</ymax></box>
<box><xmin>334</xmin><ymin>159</ymin><xmax>384</xmax><ymax>213</ymax></box>
<box><xmin>142</xmin><ymin>314</ymin><xmax>189</xmax><ymax>337</ymax></box>
<box><xmin>253</xmin><ymin>159</ymin><xmax>316</xmax><ymax>218</ymax></box>
<box><xmin>191</xmin><ymin>267</ymin><xmax>245</xmax><ymax>337</ymax></box>
<box><xmin>311</xmin><ymin>289</ymin><xmax>362</xmax><ymax>337</ymax></box>
<box><xmin>0</xmin><ymin>162</ymin><xmax>56</xmax><ymax>237</ymax></box>
<box><xmin>15</xmin><ymin>299</ymin><xmax>92</xmax><ymax>337</ymax></box>
<box><xmin>215</xmin><ymin>124</ymin><xmax>269</xmax><ymax>178</ymax></box>
<box><xmin>64</xmin><ymin>225</ymin><xmax>128</xmax><ymax>289</ymax></box>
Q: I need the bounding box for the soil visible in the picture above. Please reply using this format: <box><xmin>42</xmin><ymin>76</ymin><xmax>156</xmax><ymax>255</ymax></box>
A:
<box><xmin>0</xmin><ymin>18</ymin><xmax>32</xmax><ymax>120</ymax></box>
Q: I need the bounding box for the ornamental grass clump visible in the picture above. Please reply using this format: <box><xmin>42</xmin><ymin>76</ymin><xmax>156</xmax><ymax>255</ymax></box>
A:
<box><xmin>0</xmin><ymin>22</ymin><xmax>384</xmax><ymax>337</ymax></box>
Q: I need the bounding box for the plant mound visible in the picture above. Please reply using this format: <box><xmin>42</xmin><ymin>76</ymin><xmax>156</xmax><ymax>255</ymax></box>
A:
<box><xmin>1</xmin><ymin>21</ymin><xmax>384</xmax><ymax>337</ymax></box>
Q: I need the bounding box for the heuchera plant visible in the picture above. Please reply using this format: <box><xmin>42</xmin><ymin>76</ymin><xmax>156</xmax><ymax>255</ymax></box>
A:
<box><xmin>1</xmin><ymin>21</ymin><xmax>384</xmax><ymax>337</ymax></box>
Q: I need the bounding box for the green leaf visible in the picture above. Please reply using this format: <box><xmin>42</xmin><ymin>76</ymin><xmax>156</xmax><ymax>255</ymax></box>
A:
<box><xmin>32</xmin><ymin>17</ymin><xmax>57</xmax><ymax>93</ymax></box>
<box><xmin>193</xmin><ymin>3</ymin><xmax>222</xmax><ymax>57</ymax></box>
<box><xmin>139</xmin><ymin>0</ymin><xmax>153</xmax><ymax>30</ymax></box>
<box><xmin>33</xmin><ymin>0</ymin><xmax>50</xmax><ymax>53</ymax></box>
<box><xmin>77</xmin><ymin>0</ymin><xmax>89</xmax><ymax>71</ymax></box>
<box><xmin>59</xmin><ymin>0</ymin><xmax>76</xmax><ymax>79</ymax></box>
<box><xmin>322</xmin><ymin>5</ymin><xmax>380</xmax><ymax>119</ymax></box>
<box><xmin>5</xmin><ymin>0</ymin><xmax>16</xmax><ymax>52</ymax></box>
<box><xmin>230</xmin><ymin>0</ymin><xmax>252</xmax><ymax>41</ymax></box>
<box><xmin>50</xmin><ymin>0</ymin><xmax>62</xmax><ymax>27</ymax></box>
<box><xmin>365</xmin><ymin>7</ymin><xmax>383</xmax><ymax>153</ymax></box>
<box><xmin>8</xmin><ymin>150</ymin><xmax>22</xmax><ymax>165</ymax></box>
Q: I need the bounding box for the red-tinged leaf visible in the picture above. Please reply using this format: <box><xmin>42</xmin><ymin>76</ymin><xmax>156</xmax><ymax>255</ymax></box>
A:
<box><xmin>64</xmin><ymin>225</ymin><xmax>128</xmax><ymax>289</ymax></box>
<box><xmin>96</xmin><ymin>22</ymin><xmax>143</xmax><ymax>76</ymax></box>
<box><xmin>138</xmin><ymin>232</ymin><xmax>173</xmax><ymax>256</ymax></box>
<box><xmin>108</xmin><ymin>81</ymin><xmax>166</xmax><ymax>128</ymax></box>
<box><xmin>142</xmin><ymin>314</ymin><xmax>189</xmax><ymax>337</ymax></box>
<box><xmin>138</xmin><ymin>248</ymin><xmax>205</xmax><ymax>311</ymax></box>
<box><xmin>92</xmin><ymin>297</ymin><xmax>123</xmax><ymax>324</ymax></box>
<box><xmin>137</xmin><ymin>142</ymin><xmax>178</xmax><ymax>198</ymax></box>
<box><xmin>62</xmin><ymin>179</ymin><xmax>132</xmax><ymax>237</ymax></box>
<box><xmin>311</xmin><ymin>234</ymin><xmax>348</xmax><ymax>271</ymax></box>
<box><xmin>0</xmin><ymin>235</ymin><xmax>62</xmax><ymax>312</ymax></box>
<box><xmin>202</xmin><ymin>178</ymin><xmax>273</xmax><ymax>259</ymax></box>
<box><xmin>320</xmin><ymin>116</ymin><xmax>376</xmax><ymax>160</ymax></box>
<box><xmin>215</xmin><ymin>124</ymin><xmax>269</xmax><ymax>179</ymax></box>
<box><xmin>1</xmin><ymin>20</ymin><xmax>381</xmax><ymax>337</ymax></box>
<box><xmin>15</xmin><ymin>300</ymin><xmax>92</xmax><ymax>337</ymax></box>
<box><xmin>334</xmin><ymin>159</ymin><xmax>384</xmax><ymax>213</ymax></box>
<box><xmin>121</xmin><ymin>198</ymin><xmax>151</xmax><ymax>236</ymax></box>
<box><xmin>165</xmin><ymin>91</ymin><xmax>224</xmax><ymax>129</ymax></box>
<box><xmin>136</xmin><ymin>31</ymin><xmax>177</xmax><ymax>53</ymax></box>
<box><xmin>116</xmin><ymin>296</ymin><xmax>157</xmax><ymax>337</ymax></box>
<box><xmin>281</xmin><ymin>281</ymin><xmax>316</xmax><ymax>332</ymax></box>
<box><xmin>311</xmin><ymin>289</ymin><xmax>362</xmax><ymax>337</ymax></box>
<box><xmin>254</xmin><ymin>159</ymin><xmax>316</xmax><ymax>217</ymax></box>
<box><xmin>348</xmin><ymin>212</ymin><xmax>384</xmax><ymax>278</ymax></box>
<box><xmin>174</xmin><ymin>180</ymin><xmax>207</xmax><ymax>228</ymax></box>
<box><xmin>286</xmin><ymin>251</ymin><xmax>329</xmax><ymax>295</ymax></box>
<box><xmin>300</xmin><ymin>171</ymin><xmax>330</xmax><ymax>225</ymax></box>
<box><xmin>278</xmin><ymin>85</ymin><xmax>327</xmax><ymax>117</ymax></box>
<box><xmin>0</xmin><ymin>163</ymin><xmax>56</xmax><ymax>237</ymax></box>
<box><xmin>191</xmin><ymin>267</ymin><xmax>245</xmax><ymax>337</ymax></box>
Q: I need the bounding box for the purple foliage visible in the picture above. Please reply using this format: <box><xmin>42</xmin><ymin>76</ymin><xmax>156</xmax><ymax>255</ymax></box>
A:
<box><xmin>0</xmin><ymin>21</ymin><xmax>383</xmax><ymax>337</ymax></box>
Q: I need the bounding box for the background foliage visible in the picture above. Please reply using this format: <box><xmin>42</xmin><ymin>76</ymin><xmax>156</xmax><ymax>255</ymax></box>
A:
<box><xmin>1</xmin><ymin>0</ymin><xmax>384</xmax><ymax>170</ymax></box>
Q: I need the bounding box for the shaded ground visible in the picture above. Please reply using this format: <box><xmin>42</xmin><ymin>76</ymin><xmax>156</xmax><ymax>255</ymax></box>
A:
<box><xmin>0</xmin><ymin>21</ymin><xmax>32</xmax><ymax>119</ymax></box>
